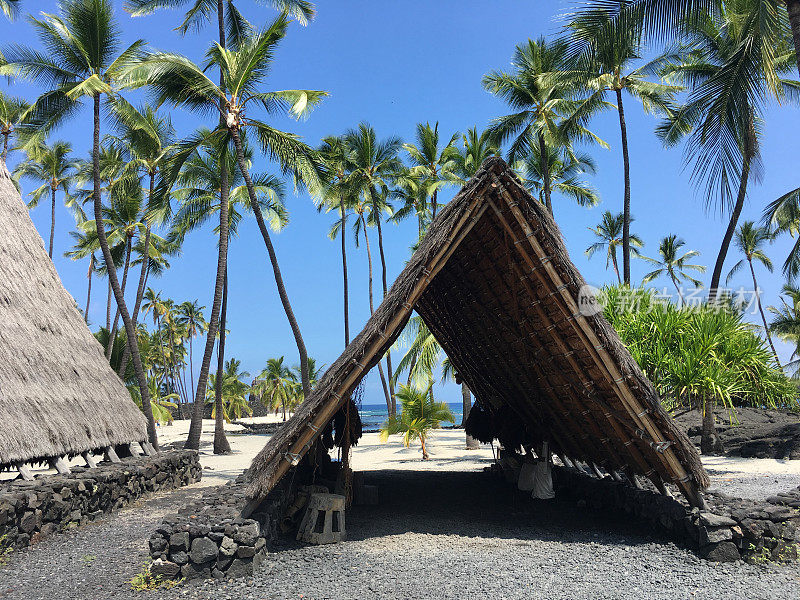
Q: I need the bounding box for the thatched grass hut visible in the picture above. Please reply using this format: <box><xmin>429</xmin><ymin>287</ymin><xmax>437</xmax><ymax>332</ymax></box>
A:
<box><xmin>247</xmin><ymin>158</ymin><xmax>708</xmax><ymax>507</ymax></box>
<box><xmin>0</xmin><ymin>163</ymin><xmax>147</xmax><ymax>472</ymax></box>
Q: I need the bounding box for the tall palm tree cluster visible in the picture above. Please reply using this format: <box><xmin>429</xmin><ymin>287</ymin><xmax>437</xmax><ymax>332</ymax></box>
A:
<box><xmin>1</xmin><ymin>0</ymin><xmax>799</xmax><ymax>458</ymax></box>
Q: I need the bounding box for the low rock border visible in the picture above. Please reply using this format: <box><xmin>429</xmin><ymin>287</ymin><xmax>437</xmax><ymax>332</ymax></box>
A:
<box><xmin>148</xmin><ymin>473</ymin><xmax>296</xmax><ymax>581</ymax></box>
<box><xmin>547</xmin><ymin>464</ymin><xmax>800</xmax><ymax>562</ymax></box>
<box><xmin>0</xmin><ymin>450</ymin><xmax>200</xmax><ymax>550</ymax></box>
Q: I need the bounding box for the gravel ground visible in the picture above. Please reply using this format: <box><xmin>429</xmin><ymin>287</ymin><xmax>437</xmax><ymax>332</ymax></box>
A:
<box><xmin>2</xmin><ymin>469</ymin><xmax>799</xmax><ymax>600</ymax></box>
<box><xmin>160</xmin><ymin>470</ymin><xmax>799</xmax><ymax>600</ymax></box>
<box><xmin>0</xmin><ymin>484</ymin><xmax>208</xmax><ymax>600</ymax></box>
<box><xmin>707</xmin><ymin>472</ymin><xmax>800</xmax><ymax>501</ymax></box>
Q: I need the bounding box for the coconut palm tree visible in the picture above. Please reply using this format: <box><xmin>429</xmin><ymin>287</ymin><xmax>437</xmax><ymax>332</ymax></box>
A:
<box><xmin>770</xmin><ymin>284</ymin><xmax>800</xmax><ymax>375</ymax></box>
<box><xmin>641</xmin><ymin>235</ymin><xmax>706</xmax><ymax>303</ymax></box>
<box><xmin>206</xmin><ymin>358</ymin><xmax>252</xmax><ymax>423</ymax></box>
<box><xmin>483</xmin><ymin>37</ymin><xmax>608</xmax><ymax>218</ymax></box>
<box><xmin>171</xmin><ymin>137</ymin><xmax>286</xmax><ymax>453</ymax></box>
<box><xmin>125</xmin><ymin>0</ymin><xmax>313</xmax><ymax>450</ymax></box>
<box><xmin>514</xmin><ymin>147</ymin><xmax>600</xmax><ymax>210</ymax></box>
<box><xmin>346</xmin><ymin>122</ymin><xmax>402</xmax><ymax>413</ymax></box>
<box><xmin>255</xmin><ymin>356</ymin><xmax>296</xmax><ymax>421</ymax></box>
<box><xmin>2</xmin><ymin>0</ymin><xmax>158</xmax><ymax>448</ymax></box>
<box><xmin>390</xmin><ymin>169</ymin><xmax>430</xmax><ymax>239</ymax></box>
<box><xmin>657</xmin><ymin>0</ymin><xmax>798</xmax><ymax>302</ymax></box>
<box><xmin>0</xmin><ymin>92</ymin><xmax>29</xmax><ymax>164</ymax></box>
<box><xmin>176</xmin><ymin>300</ymin><xmax>207</xmax><ymax>401</ymax></box>
<box><xmin>726</xmin><ymin>221</ymin><xmax>780</xmax><ymax>365</ymax></box>
<box><xmin>563</xmin><ymin>8</ymin><xmax>681</xmax><ymax>285</ymax></box>
<box><xmin>586</xmin><ymin>211</ymin><xmax>643</xmax><ymax>284</ymax></box>
<box><xmin>379</xmin><ymin>383</ymin><xmax>455</xmax><ymax>460</ymax></box>
<box><xmin>403</xmin><ymin>122</ymin><xmax>460</xmax><ymax>222</ymax></box>
<box><xmin>454</xmin><ymin>126</ymin><xmax>499</xmax><ymax>181</ymax></box>
<box><xmin>65</xmin><ymin>219</ymin><xmax>101</xmax><ymax>324</ymax></box>
<box><xmin>318</xmin><ymin>135</ymin><xmax>357</xmax><ymax>347</ymax></box>
<box><xmin>14</xmin><ymin>140</ymin><xmax>76</xmax><ymax>258</ymax></box>
<box><xmin>131</xmin><ymin>16</ymin><xmax>325</xmax><ymax>411</ymax></box>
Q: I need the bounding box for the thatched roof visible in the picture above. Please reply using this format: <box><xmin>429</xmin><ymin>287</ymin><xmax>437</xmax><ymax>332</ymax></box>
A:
<box><xmin>247</xmin><ymin>158</ymin><xmax>708</xmax><ymax>506</ymax></box>
<box><xmin>0</xmin><ymin>163</ymin><xmax>147</xmax><ymax>469</ymax></box>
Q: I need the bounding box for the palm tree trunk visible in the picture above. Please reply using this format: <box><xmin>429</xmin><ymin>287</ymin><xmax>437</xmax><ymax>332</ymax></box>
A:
<box><xmin>787</xmin><ymin>0</ymin><xmax>800</xmax><ymax>77</ymax></box>
<box><xmin>359</xmin><ymin>214</ymin><xmax>392</xmax><ymax>413</ymax></box>
<box><xmin>48</xmin><ymin>186</ymin><xmax>56</xmax><ymax>259</ymax></box>
<box><xmin>700</xmin><ymin>397</ymin><xmax>722</xmax><ymax>455</ymax></box>
<box><xmin>708</xmin><ymin>154</ymin><xmax>751</xmax><ymax>303</ymax></box>
<box><xmin>616</xmin><ymin>89</ymin><xmax>632</xmax><ymax>286</ymax></box>
<box><xmin>341</xmin><ymin>205</ymin><xmax>350</xmax><ymax>347</ymax></box>
<box><xmin>538</xmin><ymin>132</ymin><xmax>553</xmax><ymax>216</ymax></box>
<box><xmin>117</xmin><ymin>223</ymin><xmax>151</xmax><ymax>378</ymax></box>
<box><xmin>748</xmin><ymin>258</ymin><xmax>781</xmax><ymax>367</ymax></box>
<box><xmin>214</xmin><ymin>269</ymin><xmax>232</xmax><ymax>454</ymax></box>
<box><xmin>106</xmin><ymin>278</ymin><xmax>112</xmax><ymax>330</ymax></box>
<box><xmin>2</xmin><ymin>133</ymin><xmax>8</xmax><ymax>163</ymax></box>
<box><xmin>189</xmin><ymin>333</ymin><xmax>195</xmax><ymax>401</ymax></box>
<box><xmin>611</xmin><ymin>251</ymin><xmax>622</xmax><ymax>285</ymax></box>
<box><xmin>106</xmin><ymin>235</ymin><xmax>132</xmax><ymax>358</ymax></box>
<box><xmin>230</xmin><ymin>128</ymin><xmax>311</xmax><ymax>398</ymax></box>
<box><xmin>462</xmin><ymin>383</ymin><xmax>479</xmax><ymax>450</ymax></box>
<box><xmin>376</xmin><ymin>216</ymin><xmax>396</xmax><ymax>415</ymax></box>
<box><xmin>91</xmin><ymin>94</ymin><xmax>157</xmax><ymax>450</ymax></box>
<box><xmin>432</xmin><ymin>188</ymin><xmax>438</xmax><ymax>220</ymax></box>
<box><xmin>671</xmin><ymin>273</ymin><xmax>684</xmax><ymax>306</ymax></box>
<box><xmin>84</xmin><ymin>254</ymin><xmax>93</xmax><ymax>325</ymax></box>
<box><xmin>420</xmin><ymin>435</ymin><xmax>429</xmax><ymax>460</ymax></box>
<box><xmin>186</xmin><ymin>0</ymin><xmax>231</xmax><ymax>450</ymax></box>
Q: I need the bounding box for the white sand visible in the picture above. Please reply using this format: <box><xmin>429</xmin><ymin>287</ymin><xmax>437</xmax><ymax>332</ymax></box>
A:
<box><xmin>4</xmin><ymin>419</ymin><xmax>800</xmax><ymax>494</ymax></box>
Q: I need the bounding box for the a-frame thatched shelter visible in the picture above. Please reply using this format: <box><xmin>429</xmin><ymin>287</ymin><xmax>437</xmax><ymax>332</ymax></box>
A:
<box><xmin>0</xmin><ymin>163</ymin><xmax>148</xmax><ymax>473</ymax></box>
<box><xmin>247</xmin><ymin>158</ymin><xmax>708</xmax><ymax>507</ymax></box>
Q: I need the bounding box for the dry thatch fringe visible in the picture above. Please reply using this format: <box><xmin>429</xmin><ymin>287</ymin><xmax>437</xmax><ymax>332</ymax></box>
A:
<box><xmin>246</xmin><ymin>157</ymin><xmax>708</xmax><ymax>502</ymax></box>
<box><xmin>0</xmin><ymin>162</ymin><xmax>147</xmax><ymax>469</ymax></box>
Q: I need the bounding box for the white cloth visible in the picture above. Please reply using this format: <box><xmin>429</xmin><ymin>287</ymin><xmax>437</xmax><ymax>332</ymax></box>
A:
<box><xmin>530</xmin><ymin>461</ymin><xmax>555</xmax><ymax>500</ymax></box>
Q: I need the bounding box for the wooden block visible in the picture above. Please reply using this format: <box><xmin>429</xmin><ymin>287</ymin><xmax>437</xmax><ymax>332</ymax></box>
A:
<box><xmin>129</xmin><ymin>442</ymin><xmax>143</xmax><ymax>457</ymax></box>
<box><xmin>15</xmin><ymin>463</ymin><xmax>34</xmax><ymax>481</ymax></box>
<box><xmin>104</xmin><ymin>447</ymin><xmax>121</xmax><ymax>463</ymax></box>
<box><xmin>141</xmin><ymin>442</ymin><xmax>157</xmax><ymax>456</ymax></box>
<box><xmin>82</xmin><ymin>452</ymin><xmax>98</xmax><ymax>469</ymax></box>
<box><xmin>50</xmin><ymin>457</ymin><xmax>71</xmax><ymax>475</ymax></box>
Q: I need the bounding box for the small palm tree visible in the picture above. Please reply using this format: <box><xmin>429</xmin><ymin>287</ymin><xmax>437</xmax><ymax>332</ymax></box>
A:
<box><xmin>206</xmin><ymin>358</ymin><xmax>252</xmax><ymax>423</ymax></box>
<box><xmin>586</xmin><ymin>211</ymin><xmax>643</xmax><ymax>284</ymax></box>
<box><xmin>641</xmin><ymin>235</ymin><xmax>706</xmax><ymax>303</ymax></box>
<box><xmin>0</xmin><ymin>91</ymin><xmax>29</xmax><ymax>164</ymax></box>
<box><xmin>770</xmin><ymin>284</ymin><xmax>800</xmax><ymax>376</ymax></box>
<box><xmin>403</xmin><ymin>122</ymin><xmax>460</xmax><ymax>222</ymax></box>
<box><xmin>726</xmin><ymin>221</ymin><xmax>780</xmax><ymax>365</ymax></box>
<box><xmin>379</xmin><ymin>383</ymin><xmax>455</xmax><ymax>460</ymax></box>
<box><xmin>176</xmin><ymin>300</ymin><xmax>207</xmax><ymax>401</ymax></box>
<box><xmin>14</xmin><ymin>140</ymin><xmax>76</xmax><ymax>258</ymax></box>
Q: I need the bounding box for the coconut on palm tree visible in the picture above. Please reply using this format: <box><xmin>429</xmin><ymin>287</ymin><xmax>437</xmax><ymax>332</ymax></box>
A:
<box><xmin>2</xmin><ymin>0</ymin><xmax>159</xmax><ymax>448</ymax></box>
<box><xmin>483</xmin><ymin>37</ymin><xmax>608</xmax><ymax>218</ymax></box>
<box><xmin>14</xmin><ymin>140</ymin><xmax>76</xmax><ymax>258</ymax></box>
<box><xmin>380</xmin><ymin>383</ymin><xmax>455</xmax><ymax>460</ymax></box>
<box><xmin>726</xmin><ymin>221</ymin><xmax>781</xmax><ymax>365</ymax></box>
<box><xmin>586</xmin><ymin>211</ymin><xmax>643</xmax><ymax>284</ymax></box>
<box><xmin>657</xmin><ymin>0</ymin><xmax>799</xmax><ymax>302</ymax></box>
<box><xmin>641</xmin><ymin>235</ymin><xmax>706</xmax><ymax>303</ymax></box>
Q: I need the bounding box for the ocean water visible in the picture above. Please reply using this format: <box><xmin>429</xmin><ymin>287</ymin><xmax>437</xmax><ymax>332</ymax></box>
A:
<box><xmin>359</xmin><ymin>402</ymin><xmax>464</xmax><ymax>430</ymax></box>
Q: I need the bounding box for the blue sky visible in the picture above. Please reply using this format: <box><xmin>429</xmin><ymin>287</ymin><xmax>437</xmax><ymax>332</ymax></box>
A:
<box><xmin>3</xmin><ymin>0</ymin><xmax>800</xmax><ymax>406</ymax></box>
